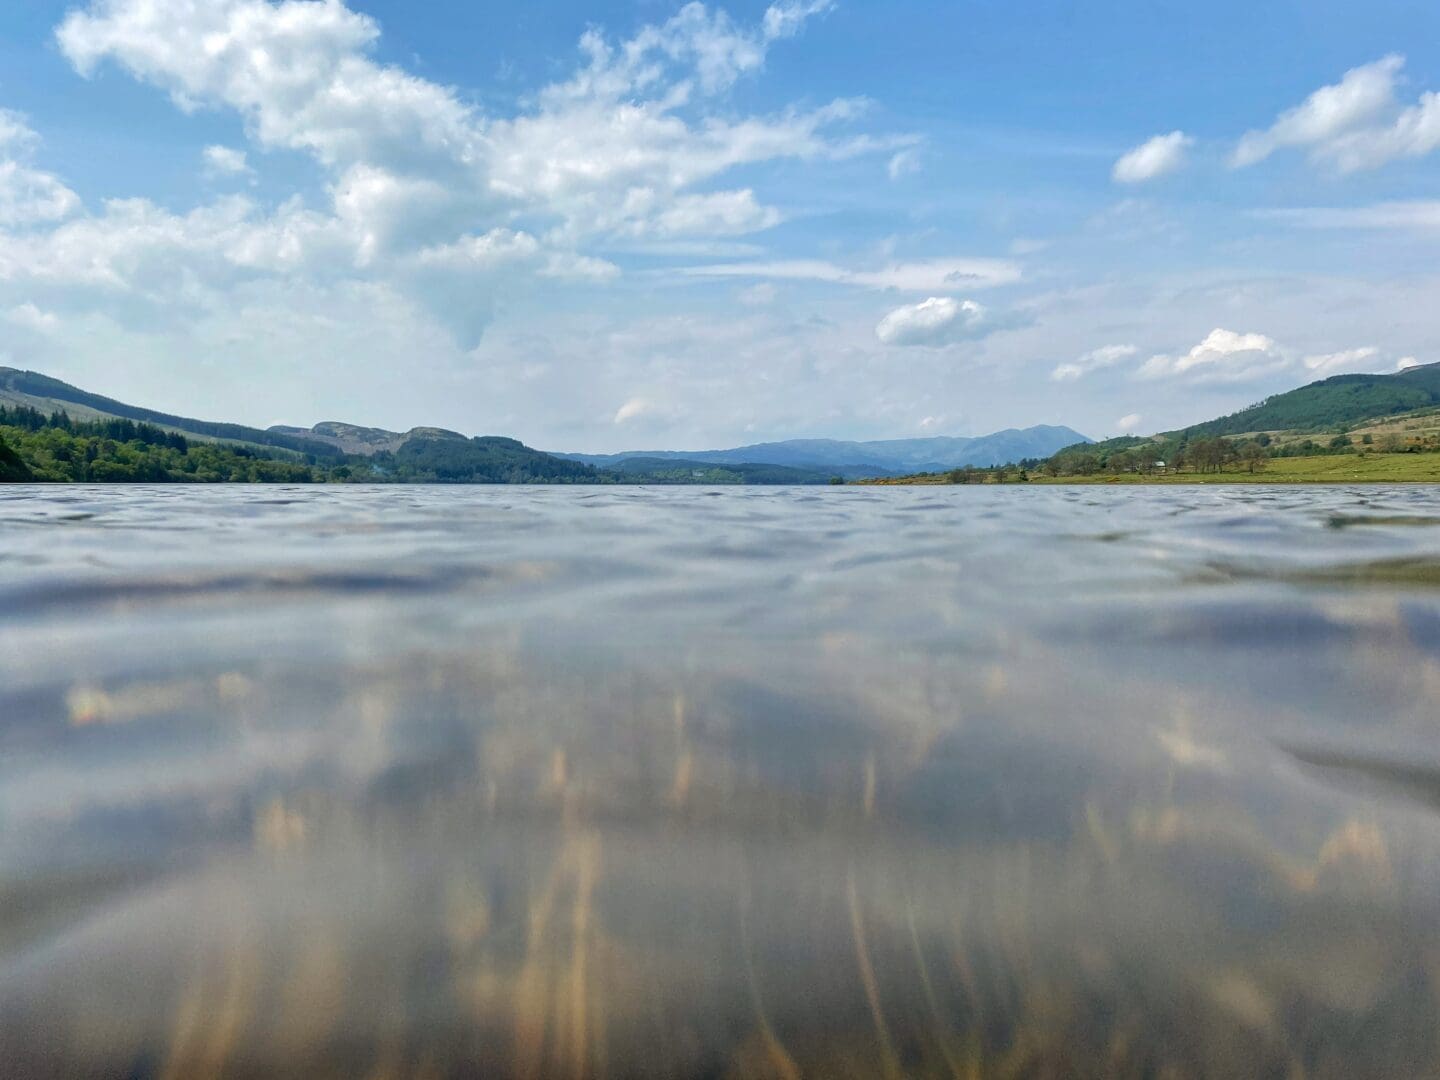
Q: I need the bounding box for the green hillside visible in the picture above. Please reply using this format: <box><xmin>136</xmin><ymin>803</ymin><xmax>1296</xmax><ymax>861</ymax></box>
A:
<box><xmin>368</xmin><ymin>435</ymin><xmax>600</xmax><ymax>483</ymax></box>
<box><xmin>0</xmin><ymin>403</ymin><xmax>603</xmax><ymax>484</ymax></box>
<box><xmin>0</xmin><ymin>367</ymin><xmax>344</xmax><ymax>459</ymax></box>
<box><xmin>1184</xmin><ymin>363</ymin><xmax>1440</xmax><ymax>437</ymax></box>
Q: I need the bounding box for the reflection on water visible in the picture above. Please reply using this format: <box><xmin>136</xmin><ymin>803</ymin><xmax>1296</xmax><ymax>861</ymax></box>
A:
<box><xmin>3</xmin><ymin>484</ymin><xmax>1440</xmax><ymax>1077</ymax></box>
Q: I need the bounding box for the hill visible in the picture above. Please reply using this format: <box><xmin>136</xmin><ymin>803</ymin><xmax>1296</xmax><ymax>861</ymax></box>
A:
<box><xmin>268</xmin><ymin>420</ymin><xmax>470</xmax><ymax>456</ymax></box>
<box><xmin>1040</xmin><ymin>361</ymin><xmax>1440</xmax><ymax>479</ymax></box>
<box><xmin>379</xmin><ymin>435</ymin><xmax>598</xmax><ymax>483</ymax></box>
<box><xmin>0</xmin><ymin>367</ymin><xmax>344</xmax><ymax>459</ymax></box>
<box><xmin>0</xmin><ymin>371</ymin><xmax>600</xmax><ymax>484</ymax></box>
<box><xmin>1183</xmin><ymin>363</ymin><xmax>1440</xmax><ymax>437</ymax></box>
<box><xmin>562</xmin><ymin>425</ymin><xmax>1090</xmax><ymax>479</ymax></box>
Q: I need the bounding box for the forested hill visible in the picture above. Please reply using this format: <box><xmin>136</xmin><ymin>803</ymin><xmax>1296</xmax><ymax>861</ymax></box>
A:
<box><xmin>0</xmin><ymin>367</ymin><xmax>343</xmax><ymax>458</ymax></box>
<box><xmin>1033</xmin><ymin>361</ymin><xmax>1440</xmax><ymax>479</ymax></box>
<box><xmin>1181</xmin><ymin>362</ymin><xmax>1440</xmax><ymax>438</ymax></box>
<box><xmin>0</xmin><ymin>404</ymin><xmax>603</xmax><ymax>484</ymax></box>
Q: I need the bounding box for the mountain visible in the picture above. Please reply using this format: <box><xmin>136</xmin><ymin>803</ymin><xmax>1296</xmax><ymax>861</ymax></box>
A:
<box><xmin>561</xmin><ymin>425</ymin><xmax>1091</xmax><ymax>479</ymax></box>
<box><xmin>1</xmin><ymin>365</ymin><xmax>1087</xmax><ymax>485</ymax></box>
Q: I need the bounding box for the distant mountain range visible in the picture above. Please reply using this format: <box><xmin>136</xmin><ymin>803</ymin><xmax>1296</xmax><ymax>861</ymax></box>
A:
<box><xmin>0</xmin><ymin>366</ymin><xmax>1089</xmax><ymax>483</ymax></box>
<box><xmin>0</xmin><ymin>367</ymin><xmax>597</xmax><ymax>483</ymax></box>
<box><xmin>560</xmin><ymin>426</ymin><xmax>1092</xmax><ymax>479</ymax></box>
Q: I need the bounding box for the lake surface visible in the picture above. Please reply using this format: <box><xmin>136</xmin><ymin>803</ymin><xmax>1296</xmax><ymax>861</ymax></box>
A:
<box><xmin>4</xmin><ymin>484</ymin><xmax>1440</xmax><ymax>1078</ymax></box>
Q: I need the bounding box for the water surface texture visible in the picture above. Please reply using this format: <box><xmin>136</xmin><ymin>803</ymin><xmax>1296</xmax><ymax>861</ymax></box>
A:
<box><xmin>4</xmin><ymin>485</ymin><xmax>1440</xmax><ymax>1078</ymax></box>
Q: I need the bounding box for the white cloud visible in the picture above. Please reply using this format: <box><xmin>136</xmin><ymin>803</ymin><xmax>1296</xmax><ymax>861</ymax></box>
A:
<box><xmin>1115</xmin><ymin>412</ymin><xmax>1142</xmax><ymax>433</ymax></box>
<box><xmin>736</xmin><ymin>282</ymin><xmax>777</xmax><ymax>305</ymax></box>
<box><xmin>1301</xmin><ymin>345</ymin><xmax>1381</xmax><ymax>375</ymax></box>
<box><xmin>1321</xmin><ymin>96</ymin><xmax>1440</xmax><ymax>173</ymax></box>
<box><xmin>647</xmin><ymin>189</ymin><xmax>782</xmax><ymax>238</ymax></box>
<box><xmin>684</xmin><ymin>256</ymin><xmax>1022</xmax><ymax>291</ymax></box>
<box><xmin>202</xmin><ymin>145</ymin><xmax>251</xmax><ymax>177</ymax></box>
<box><xmin>5</xmin><ymin>302</ymin><xmax>59</xmax><ymax>332</ymax></box>
<box><xmin>1139</xmin><ymin>328</ymin><xmax>1288</xmax><ymax>383</ymax></box>
<box><xmin>0</xmin><ymin>111</ymin><xmax>80</xmax><ymax>227</ymax></box>
<box><xmin>876</xmin><ymin>297</ymin><xmax>986</xmax><ymax>346</ymax></box>
<box><xmin>613</xmin><ymin>396</ymin><xmax>678</xmax><ymax>425</ymax></box>
<box><xmin>1112</xmin><ymin>131</ymin><xmax>1192</xmax><ymax>183</ymax></box>
<box><xmin>762</xmin><ymin>0</ymin><xmax>835</xmax><ymax>42</ymax></box>
<box><xmin>0</xmin><ymin>161</ymin><xmax>82</xmax><ymax>227</ymax></box>
<box><xmin>58</xmin><ymin>0</ymin><xmax>474</xmax><ymax>170</ymax></box>
<box><xmin>1261</xmin><ymin>200</ymin><xmax>1440</xmax><ymax>231</ymax></box>
<box><xmin>887</xmin><ymin>147</ymin><xmax>920</xmax><ymax>179</ymax></box>
<box><xmin>1231</xmin><ymin>55</ymin><xmax>1440</xmax><ymax>172</ymax></box>
<box><xmin>56</xmin><ymin>0</ymin><xmax>888</xmax><ymax>257</ymax></box>
<box><xmin>1050</xmin><ymin>343</ymin><xmax>1137</xmax><ymax>381</ymax></box>
<box><xmin>1397</xmin><ymin>356</ymin><xmax>1421</xmax><ymax>370</ymax></box>
<box><xmin>22</xmin><ymin>0</ymin><xmax>907</xmax><ymax>358</ymax></box>
<box><xmin>0</xmin><ymin>110</ymin><xmax>39</xmax><ymax>152</ymax></box>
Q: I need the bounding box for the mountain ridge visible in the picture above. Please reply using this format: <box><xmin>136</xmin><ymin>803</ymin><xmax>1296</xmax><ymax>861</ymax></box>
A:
<box><xmin>1</xmin><ymin>365</ymin><xmax>1089</xmax><ymax>482</ymax></box>
<box><xmin>560</xmin><ymin>425</ymin><xmax>1091</xmax><ymax>478</ymax></box>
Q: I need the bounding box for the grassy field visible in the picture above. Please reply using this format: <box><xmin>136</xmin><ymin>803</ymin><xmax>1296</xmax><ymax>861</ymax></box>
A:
<box><xmin>864</xmin><ymin>453</ymin><xmax>1440</xmax><ymax>485</ymax></box>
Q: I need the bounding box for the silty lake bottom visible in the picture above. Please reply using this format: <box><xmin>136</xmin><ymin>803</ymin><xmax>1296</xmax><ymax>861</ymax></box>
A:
<box><xmin>3</xmin><ymin>486</ymin><xmax>1440</xmax><ymax>1078</ymax></box>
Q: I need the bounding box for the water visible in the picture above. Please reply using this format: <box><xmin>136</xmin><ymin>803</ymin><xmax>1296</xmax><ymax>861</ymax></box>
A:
<box><xmin>3</xmin><ymin>484</ymin><xmax>1440</xmax><ymax>1078</ymax></box>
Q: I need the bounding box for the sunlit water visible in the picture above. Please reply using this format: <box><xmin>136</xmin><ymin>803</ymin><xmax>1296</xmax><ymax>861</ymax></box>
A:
<box><xmin>4</xmin><ymin>484</ymin><xmax>1440</xmax><ymax>1078</ymax></box>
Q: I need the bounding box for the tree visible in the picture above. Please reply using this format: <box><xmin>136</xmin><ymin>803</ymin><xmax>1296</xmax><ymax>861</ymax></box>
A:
<box><xmin>1239</xmin><ymin>442</ymin><xmax>1268</xmax><ymax>473</ymax></box>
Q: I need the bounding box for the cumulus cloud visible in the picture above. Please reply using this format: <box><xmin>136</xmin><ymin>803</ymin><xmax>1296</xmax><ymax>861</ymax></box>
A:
<box><xmin>0</xmin><ymin>110</ymin><xmax>80</xmax><ymax>227</ymax></box>
<box><xmin>1138</xmin><ymin>328</ymin><xmax>1288</xmax><ymax>383</ymax></box>
<box><xmin>18</xmin><ymin>0</ymin><xmax>903</xmax><ymax>353</ymax></box>
<box><xmin>875</xmin><ymin>297</ymin><xmax>978</xmax><ymax>346</ymax></box>
<box><xmin>1115</xmin><ymin>412</ymin><xmax>1143</xmax><ymax>433</ymax></box>
<box><xmin>1112</xmin><ymin>131</ymin><xmax>1192</xmax><ymax>183</ymax></box>
<box><xmin>1232</xmin><ymin>55</ymin><xmax>1440</xmax><ymax>172</ymax></box>
<box><xmin>874</xmin><ymin>296</ymin><xmax>1019</xmax><ymax>347</ymax></box>
<box><xmin>1397</xmin><ymin>356</ymin><xmax>1421</xmax><ymax>370</ymax></box>
<box><xmin>53</xmin><ymin>0</ymin><xmax>885</xmax><ymax>249</ymax></box>
<box><xmin>1050</xmin><ymin>343</ymin><xmax>1137</xmax><ymax>381</ymax></box>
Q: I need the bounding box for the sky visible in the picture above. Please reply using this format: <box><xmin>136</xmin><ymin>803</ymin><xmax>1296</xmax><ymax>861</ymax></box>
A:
<box><xmin>2</xmin><ymin>1</ymin><xmax>1440</xmax><ymax>451</ymax></box>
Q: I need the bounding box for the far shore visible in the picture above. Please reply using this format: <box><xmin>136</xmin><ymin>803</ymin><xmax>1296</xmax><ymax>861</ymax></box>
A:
<box><xmin>859</xmin><ymin>453</ymin><xmax>1440</xmax><ymax>485</ymax></box>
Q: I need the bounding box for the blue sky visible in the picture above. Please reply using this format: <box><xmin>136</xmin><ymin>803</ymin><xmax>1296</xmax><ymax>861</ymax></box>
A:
<box><xmin>2</xmin><ymin>0</ymin><xmax>1440</xmax><ymax>450</ymax></box>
